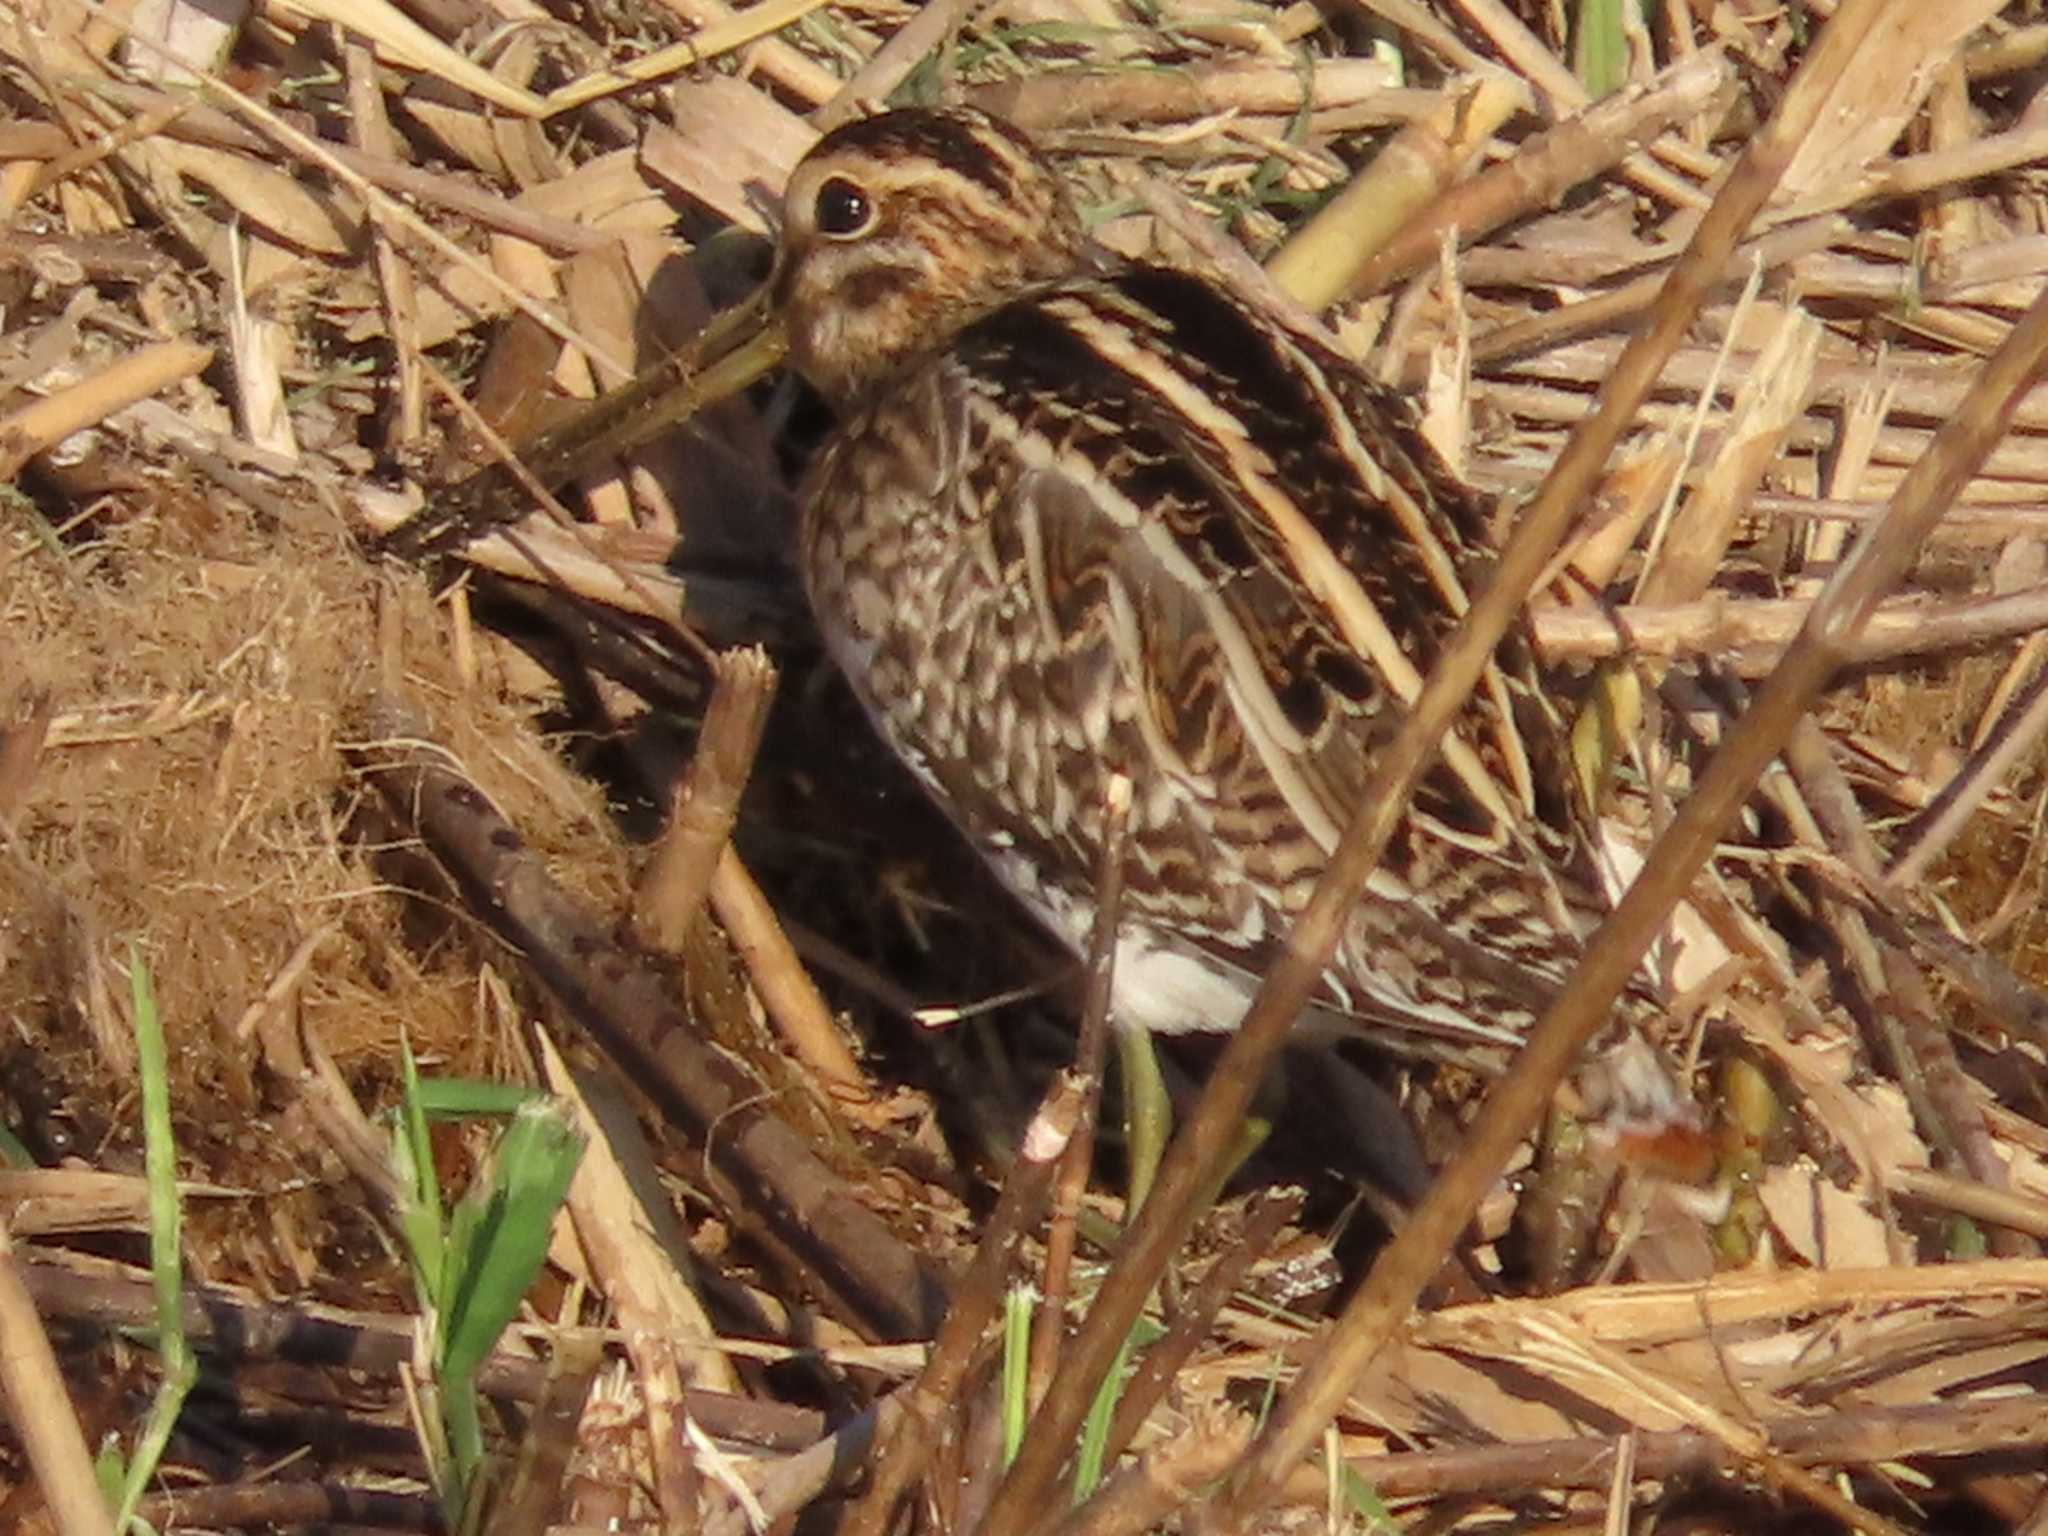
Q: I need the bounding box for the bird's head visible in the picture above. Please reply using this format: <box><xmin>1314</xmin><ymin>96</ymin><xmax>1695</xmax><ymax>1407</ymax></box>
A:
<box><xmin>772</xmin><ymin>106</ymin><xmax>1086</xmax><ymax>409</ymax></box>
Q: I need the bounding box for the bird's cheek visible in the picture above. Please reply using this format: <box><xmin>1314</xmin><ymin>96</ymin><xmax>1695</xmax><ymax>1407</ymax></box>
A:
<box><xmin>838</xmin><ymin>262</ymin><xmax>923</xmax><ymax>319</ymax></box>
<box><xmin>787</xmin><ymin>299</ymin><xmax>848</xmax><ymax>383</ymax></box>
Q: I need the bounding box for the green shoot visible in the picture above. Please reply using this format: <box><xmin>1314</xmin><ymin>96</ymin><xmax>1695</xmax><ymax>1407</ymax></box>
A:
<box><xmin>109</xmin><ymin>948</ymin><xmax>196</xmax><ymax>1536</ymax></box>
<box><xmin>1574</xmin><ymin>0</ymin><xmax>1635</xmax><ymax>99</ymax></box>
<box><xmin>393</xmin><ymin>1039</ymin><xmax>447</xmax><ymax>1316</ymax></box>
<box><xmin>1338</xmin><ymin>1463</ymin><xmax>1398</xmax><ymax>1532</ymax></box>
<box><xmin>392</xmin><ymin>1063</ymin><xmax>584</xmax><ymax>1526</ymax></box>
<box><xmin>1001</xmin><ymin>1284</ymin><xmax>1035</xmax><ymax>1466</ymax></box>
<box><xmin>1072</xmin><ymin>1316</ymin><xmax>1161</xmax><ymax>1500</ymax></box>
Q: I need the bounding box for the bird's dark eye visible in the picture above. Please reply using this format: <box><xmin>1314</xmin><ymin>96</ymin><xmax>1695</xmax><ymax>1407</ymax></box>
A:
<box><xmin>814</xmin><ymin>176</ymin><xmax>875</xmax><ymax>237</ymax></box>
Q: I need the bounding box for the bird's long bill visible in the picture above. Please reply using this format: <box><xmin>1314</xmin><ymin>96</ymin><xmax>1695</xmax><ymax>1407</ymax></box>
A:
<box><xmin>686</xmin><ymin>286</ymin><xmax>790</xmax><ymax>406</ymax></box>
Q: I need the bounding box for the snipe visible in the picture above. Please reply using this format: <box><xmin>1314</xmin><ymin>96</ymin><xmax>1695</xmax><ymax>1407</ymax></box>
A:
<box><xmin>774</xmin><ymin>106</ymin><xmax>1676</xmax><ymax>1185</ymax></box>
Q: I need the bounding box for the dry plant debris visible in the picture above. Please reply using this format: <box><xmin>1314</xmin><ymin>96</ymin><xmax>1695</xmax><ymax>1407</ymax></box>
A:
<box><xmin>6</xmin><ymin>0</ymin><xmax>2048</xmax><ymax>1532</ymax></box>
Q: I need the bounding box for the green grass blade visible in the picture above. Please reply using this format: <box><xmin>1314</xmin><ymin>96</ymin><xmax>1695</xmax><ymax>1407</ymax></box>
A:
<box><xmin>111</xmin><ymin>948</ymin><xmax>196</xmax><ymax>1536</ymax></box>
<box><xmin>1339</xmin><ymin>1463</ymin><xmax>1398</xmax><ymax>1531</ymax></box>
<box><xmin>393</xmin><ymin>1038</ymin><xmax>447</xmax><ymax>1317</ymax></box>
<box><xmin>1574</xmin><ymin>0</ymin><xmax>1633</xmax><ymax>99</ymax></box>
<box><xmin>412</xmin><ymin>1077</ymin><xmax>536</xmax><ymax>1117</ymax></box>
<box><xmin>1001</xmin><ymin>1284</ymin><xmax>1034</xmax><ymax>1467</ymax></box>
<box><xmin>438</xmin><ymin>1098</ymin><xmax>585</xmax><ymax>1493</ymax></box>
<box><xmin>1072</xmin><ymin>1330</ymin><xmax>1135</xmax><ymax>1500</ymax></box>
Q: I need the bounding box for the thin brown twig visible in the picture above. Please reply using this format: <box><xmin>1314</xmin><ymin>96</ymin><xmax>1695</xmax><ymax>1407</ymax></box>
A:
<box><xmin>51</xmin><ymin>78</ymin><xmax>612</xmax><ymax>250</ymax></box>
<box><xmin>1888</xmin><ymin>661</ymin><xmax>2048</xmax><ymax>888</ymax></box>
<box><xmin>1470</xmin><ymin>217</ymin><xmax>1847</xmax><ymax>366</ymax></box>
<box><xmin>819</xmin><ymin>0</ymin><xmax>987</xmax><ymax>129</ymax></box>
<box><xmin>710</xmin><ymin>1403</ymin><xmax>899</xmax><ymax>1536</ymax></box>
<box><xmin>1771</xmin><ymin>723</ymin><xmax>1912</xmax><ymax>1263</ymax></box>
<box><xmin>1033</xmin><ymin>774</ymin><xmax>1132</xmax><ymax>1407</ymax></box>
<box><xmin>1438</xmin><ymin>0</ymin><xmax>1712</xmax><ymax>210</ymax></box>
<box><xmin>243</xmin><ymin>929</ymin><xmax>404</xmax><ymax>1213</ymax></box>
<box><xmin>1781</xmin><ymin>722</ymin><xmax>2038</xmax><ymax>1257</ymax></box>
<box><xmin>22</xmin><ymin>93</ymin><xmax>185</xmax><ymax>200</ymax></box>
<box><xmin>1099</xmin><ymin>1187</ymin><xmax>1302</xmax><ymax>1469</ymax></box>
<box><xmin>840</xmin><ymin>1074</ymin><xmax>1085</xmax><ymax>1536</ymax></box>
<box><xmin>1530</xmin><ymin>580</ymin><xmax>2048</xmax><ymax>670</ymax></box>
<box><xmin>231</xmin><ymin>926</ymin><xmax>336</xmax><ymax>1045</ymax></box>
<box><xmin>1878</xmin><ymin>942</ymin><xmax>2037</xmax><ymax>1259</ymax></box>
<box><xmin>342</xmin><ymin>32</ymin><xmax>424</xmax><ymax>448</ymax></box>
<box><xmin>1776</xmin><ymin>116</ymin><xmax>2048</xmax><ymax>225</ymax></box>
<box><xmin>1053</xmin><ymin>1415</ymin><xmax>1255</xmax><ymax>1536</ymax></box>
<box><xmin>1891</xmin><ymin>1166</ymin><xmax>2048</xmax><ymax>1238</ymax></box>
<box><xmin>1273</xmin><ymin>1394</ymin><xmax>2048</xmax><ymax>1497</ymax></box>
<box><xmin>136</xmin><ymin>1482</ymin><xmax>437</xmax><ymax>1531</ymax></box>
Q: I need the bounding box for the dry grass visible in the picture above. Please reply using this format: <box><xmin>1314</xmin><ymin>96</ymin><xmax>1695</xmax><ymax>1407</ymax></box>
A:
<box><xmin>6</xmin><ymin>0</ymin><xmax>2048</xmax><ymax>1532</ymax></box>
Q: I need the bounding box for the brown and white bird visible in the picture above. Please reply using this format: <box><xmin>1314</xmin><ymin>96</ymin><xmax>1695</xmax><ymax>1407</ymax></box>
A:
<box><xmin>773</xmin><ymin>106</ymin><xmax>1674</xmax><ymax>1130</ymax></box>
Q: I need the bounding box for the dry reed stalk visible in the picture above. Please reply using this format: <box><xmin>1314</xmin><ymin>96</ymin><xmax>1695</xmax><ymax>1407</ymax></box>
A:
<box><xmin>708</xmin><ymin>846</ymin><xmax>873</xmax><ymax>1099</ymax></box>
<box><xmin>1266</xmin><ymin>70</ymin><xmax>1527</xmax><ymax>307</ymax></box>
<box><xmin>1306</xmin><ymin>1393</ymin><xmax>2048</xmax><ymax>1497</ymax></box>
<box><xmin>971</xmin><ymin>56</ymin><xmax>1402</xmax><ymax>131</ymax></box>
<box><xmin>539</xmin><ymin>1034</ymin><xmax>726</xmax><ymax>1525</ymax></box>
<box><xmin>635</xmin><ymin>647</ymin><xmax>778</xmax><ymax>953</ymax></box>
<box><xmin>0</xmin><ymin>338</ymin><xmax>212</xmax><ymax>479</ymax></box>
<box><xmin>0</xmin><ymin>1220</ymin><xmax>110</xmax><ymax>1536</ymax></box>
<box><xmin>343</xmin><ymin>33</ymin><xmax>424</xmax><ymax>447</ymax></box>
<box><xmin>1338</xmin><ymin>48</ymin><xmax>1733</xmax><ymax>299</ymax></box>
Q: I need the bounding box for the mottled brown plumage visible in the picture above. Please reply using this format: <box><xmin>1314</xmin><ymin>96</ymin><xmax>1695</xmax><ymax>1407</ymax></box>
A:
<box><xmin>776</xmin><ymin>106</ymin><xmax>1634</xmax><ymax>1066</ymax></box>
